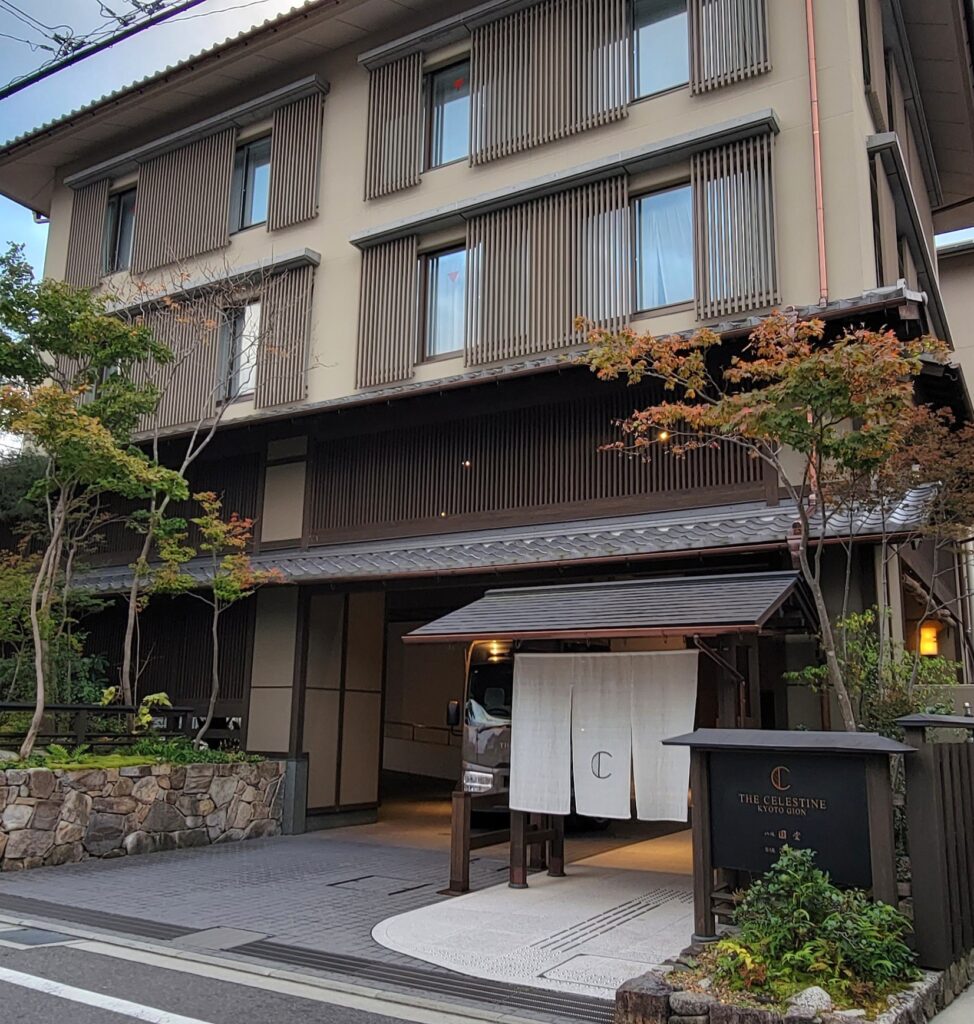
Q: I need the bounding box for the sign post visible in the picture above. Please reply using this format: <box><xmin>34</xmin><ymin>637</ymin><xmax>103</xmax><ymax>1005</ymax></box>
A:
<box><xmin>664</xmin><ymin>730</ymin><xmax>912</xmax><ymax>941</ymax></box>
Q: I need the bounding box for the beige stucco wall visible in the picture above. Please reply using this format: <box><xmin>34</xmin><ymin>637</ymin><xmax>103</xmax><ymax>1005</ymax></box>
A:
<box><xmin>939</xmin><ymin>248</ymin><xmax>974</xmax><ymax>384</ymax></box>
<box><xmin>37</xmin><ymin>0</ymin><xmax>910</xmax><ymax>425</ymax></box>
<box><xmin>246</xmin><ymin>585</ymin><xmax>298</xmax><ymax>752</ymax></box>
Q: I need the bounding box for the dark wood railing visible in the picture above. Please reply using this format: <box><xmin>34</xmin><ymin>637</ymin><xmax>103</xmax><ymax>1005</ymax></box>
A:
<box><xmin>0</xmin><ymin>702</ymin><xmax>195</xmax><ymax>750</ymax></box>
<box><xmin>900</xmin><ymin>713</ymin><xmax>974</xmax><ymax>970</ymax></box>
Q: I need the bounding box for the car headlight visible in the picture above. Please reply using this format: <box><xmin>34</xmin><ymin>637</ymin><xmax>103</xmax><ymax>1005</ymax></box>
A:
<box><xmin>463</xmin><ymin>770</ymin><xmax>494</xmax><ymax>793</ymax></box>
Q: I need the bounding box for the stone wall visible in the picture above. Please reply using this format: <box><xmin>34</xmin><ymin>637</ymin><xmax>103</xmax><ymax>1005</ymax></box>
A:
<box><xmin>615</xmin><ymin>958</ymin><xmax>974</xmax><ymax>1024</ymax></box>
<box><xmin>0</xmin><ymin>760</ymin><xmax>284</xmax><ymax>870</ymax></box>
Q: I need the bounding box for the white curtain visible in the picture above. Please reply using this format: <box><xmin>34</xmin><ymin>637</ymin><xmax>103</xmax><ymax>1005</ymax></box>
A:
<box><xmin>631</xmin><ymin>650</ymin><xmax>699</xmax><ymax>822</ymax></box>
<box><xmin>571</xmin><ymin>655</ymin><xmax>633</xmax><ymax>819</ymax></box>
<box><xmin>636</xmin><ymin>185</ymin><xmax>694</xmax><ymax>309</ymax></box>
<box><xmin>509</xmin><ymin>654</ymin><xmax>573</xmax><ymax>815</ymax></box>
<box><xmin>508</xmin><ymin>650</ymin><xmax>699</xmax><ymax>820</ymax></box>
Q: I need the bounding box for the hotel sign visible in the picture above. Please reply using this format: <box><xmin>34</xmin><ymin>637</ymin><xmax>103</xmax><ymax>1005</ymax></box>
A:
<box><xmin>708</xmin><ymin>750</ymin><xmax>872</xmax><ymax>887</ymax></box>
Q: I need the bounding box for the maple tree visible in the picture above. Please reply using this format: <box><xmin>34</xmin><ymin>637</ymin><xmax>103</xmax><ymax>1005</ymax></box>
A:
<box><xmin>154</xmin><ymin>491</ymin><xmax>283</xmax><ymax>746</ymax></box>
<box><xmin>582</xmin><ymin>309</ymin><xmax>969</xmax><ymax>731</ymax></box>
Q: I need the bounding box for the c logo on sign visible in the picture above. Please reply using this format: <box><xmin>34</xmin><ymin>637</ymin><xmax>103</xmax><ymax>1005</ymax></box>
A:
<box><xmin>591</xmin><ymin>751</ymin><xmax>613</xmax><ymax>779</ymax></box>
<box><xmin>770</xmin><ymin>765</ymin><xmax>792</xmax><ymax>792</ymax></box>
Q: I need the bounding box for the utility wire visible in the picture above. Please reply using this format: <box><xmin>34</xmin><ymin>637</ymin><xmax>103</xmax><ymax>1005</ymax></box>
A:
<box><xmin>0</xmin><ymin>0</ymin><xmax>211</xmax><ymax>100</ymax></box>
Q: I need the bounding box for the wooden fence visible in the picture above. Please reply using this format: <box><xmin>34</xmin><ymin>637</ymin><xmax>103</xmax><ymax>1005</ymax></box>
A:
<box><xmin>900</xmin><ymin>713</ymin><xmax>974</xmax><ymax>970</ymax></box>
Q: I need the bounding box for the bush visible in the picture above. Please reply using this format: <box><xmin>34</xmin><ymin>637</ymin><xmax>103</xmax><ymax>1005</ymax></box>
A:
<box><xmin>2</xmin><ymin>735</ymin><xmax>260</xmax><ymax>770</ymax></box>
<box><xmin>712</xmin><ymin>847</ymin><xmax>917</xmax><ymax>1004</ymax></box>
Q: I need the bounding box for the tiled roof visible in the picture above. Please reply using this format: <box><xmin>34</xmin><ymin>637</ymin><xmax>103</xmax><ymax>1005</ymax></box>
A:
<box><xmin>405</xmin><ymin>571</ymin><xmax>802</xmax><ymax>641</ymax></box>
<box><xmin>79</xmin><ymin>490</ymin><xmax>934</xmax><ymax>594</ymax></box>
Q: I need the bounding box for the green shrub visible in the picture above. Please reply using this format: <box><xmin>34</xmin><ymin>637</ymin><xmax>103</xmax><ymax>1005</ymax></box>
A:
<box><xmin>1</xmin><ymin>735</ymin><xmax>260</xmax><ymax>770</ymax></box>
<box><xmin>713</xmin><ymin>847</ymin><xmax>916</xmax><ymax>1003</ymax></box>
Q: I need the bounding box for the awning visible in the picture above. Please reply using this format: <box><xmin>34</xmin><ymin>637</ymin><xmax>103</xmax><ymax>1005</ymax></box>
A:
<box><xmin>404</xmin><ymin>570</ymin><xmax>805</xmax><ymax>643</ymax></box>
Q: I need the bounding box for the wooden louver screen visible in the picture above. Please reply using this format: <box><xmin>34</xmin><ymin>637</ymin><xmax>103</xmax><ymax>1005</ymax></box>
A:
<box><xmin>465</xmin><ymin>175</ymin><xmax>630</xmax><ymax>366</ymax></box>
<box><xmin>136</xmin><ymin>296</ymin><xmax>222</xmax><ymax>430</ymax></box>
<box><xmin>130</xmin><ymin>128</ymin><xmax>235</xmax><ymax>274</ymax></box>
<box><xmin>355</xmin><ymin>236</ymin><xmax>419</xmax><ymax>389</ymax></box>
<box><xmin>255</xmin><ymin>264</ymin><xmax>315</xmax><ymax>409</ymax></box>
<box><xmin>308</xmin><ymin>385</ymin><xmax>765</xmax><ymax>542</ymax></box>
<box><xmin>689</xmin><ymin>0</ymin><xmax>770</xmax><ymax>94</ymax></box>
<box><xmin>691</xmin><ymin>134</ymin><xmax>778</xmax><ymax>320</ymax></box>
<box><xmin>64</xmin><ymin>179</ymin><xmax>110</xmax><ymax>288</ymax></box>
<box><xmin>268</xmin><ymin>93</ymin><xmax>324</xmax><ymax>231</ymax></box>
<box><xmin>470</xmin><ymin>0</ymin><xmax>629</xmax><ymax>165</ymax></box>
<box><xmin>364</xmin><ymin>53</ymin><xmax>424</xmax><ymax>200</ymax></box>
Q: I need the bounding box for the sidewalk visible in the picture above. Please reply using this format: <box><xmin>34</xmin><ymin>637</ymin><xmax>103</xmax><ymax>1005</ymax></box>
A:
<box><xmin>934</xmin><ymin>985</ymin><xmax>974</xmax><ymax>1024</ymax></box>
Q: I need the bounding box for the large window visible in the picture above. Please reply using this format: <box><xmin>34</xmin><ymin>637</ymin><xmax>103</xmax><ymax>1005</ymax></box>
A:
<box><xmin>220</xmin><ymin>301</ymin><xmax>261</xmax><ymax>400</ymax></box>
<box><xmin>103</xmin><ymin>187</ymin><xmax>136</xmax><ymax>274</ymax></box>
<box><xmin>634</xmin><ymin>185</ymin><xmax>694</xmax><ymax>311</ymax></box>
<box><xmin>427</xmin><ymin>60</ymin><xmax>471</xmax><ymax>168</ymax></box>
<box><xmin>230</xmin><ymin>137</ymin><xmax>271</xmax><ymax>232</ymax></box>
<box><xmin>423</xmin><ymin>247</ymin><xmax>467</xmax><ymax>358</ymax></box>
<box><xmin>633</xmin><ymin>0</ymin><xmax>689</xmax><ymax>99</ymax></box>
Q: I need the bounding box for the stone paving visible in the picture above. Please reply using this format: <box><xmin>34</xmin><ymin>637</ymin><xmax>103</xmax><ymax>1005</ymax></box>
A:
<box><xmin>0</xmin><ymin>831</ymin><xmax>508</xmax><ymax>964</ymax></box>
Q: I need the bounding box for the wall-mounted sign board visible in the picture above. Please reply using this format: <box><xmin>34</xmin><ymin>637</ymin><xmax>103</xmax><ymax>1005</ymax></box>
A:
<box><xmin>663</xmin><ymin>729</ymin><xmax>913</xmax><ymax>941</ymax></box>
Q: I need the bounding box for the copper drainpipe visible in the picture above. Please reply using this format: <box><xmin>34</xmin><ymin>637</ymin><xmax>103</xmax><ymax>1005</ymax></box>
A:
<box><xmin>805</xmin><ymin>0</ymin><xmax>829</xmax><ymax>306</ymax></box>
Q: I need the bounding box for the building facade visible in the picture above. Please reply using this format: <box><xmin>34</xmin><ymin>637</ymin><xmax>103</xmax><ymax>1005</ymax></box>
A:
<box><xmin>1</xmin><ymin>0</ymin><xmax>973</xmax><ymax>823</ymax></box>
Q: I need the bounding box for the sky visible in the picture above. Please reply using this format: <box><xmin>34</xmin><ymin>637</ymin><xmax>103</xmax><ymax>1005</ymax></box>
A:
<box><xmin>0</xmin><ymin>0</ymin><xmax>306</xmax><ymax>277</ymax></box>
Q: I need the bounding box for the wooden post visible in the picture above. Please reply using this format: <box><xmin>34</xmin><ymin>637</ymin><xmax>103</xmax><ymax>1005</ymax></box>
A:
<box><xmin>510</xmin><ymin>809</ymin><xmax>528</xmax><ymax>888</ymax></box>
<box><xmin>548</xmin><ymin>814</ymin><xmax>565</xmax><ymax>877</ymax></box>
<box><xmin>528</xmin><ymin>813</ymin><xmax>547</xmax><ymax>870</ymax></box>
<box><xmin>73</xmin><ymin>709</ymin><xmax>88</xmax><ymax>747</ymax></box>
<box><xmin>448</xmin><ymin>789</ymin><xmax>472</xmax><ymax>895</ymax></box>
<box><xmin>864</xmin><ymin>755</ymin><xmax>898</xmax><ymax>908</ymax></box>
<box><xmin>690</xmin><ymin>748</ymin><xmax>716</xmax><ymax>941</ymax></box>
<box><xmin>901</xmin><ymin>725</ymin><xmax>952</xmax><ymax>968</ymax></box>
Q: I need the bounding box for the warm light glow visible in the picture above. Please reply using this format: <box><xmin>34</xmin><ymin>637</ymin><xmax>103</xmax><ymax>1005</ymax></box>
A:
<box><xmin>919</xmin><ymin>623</ymin><xmax>940</xmax><ymax>657</ymax></box>
<box><xmin>462</xmin><ymin>459</ymin><xmax>472</xmax><ymax>468</ymax></box>
<box><xmin>658</xmin><ymin>430</ymin><xmax>670</xmax><ymax>442</ymax></box>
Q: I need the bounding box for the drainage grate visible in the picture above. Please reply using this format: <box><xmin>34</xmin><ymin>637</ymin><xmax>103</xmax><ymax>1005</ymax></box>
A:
<box><xmin>234</xmin><ymin>939</ymin><xmax>615</xmax><ymax>1023</ymax></box>
<box><xmin>0</xmin><ymin>894</ymin><xmax>195</xmax><ymax>942</ymax></box>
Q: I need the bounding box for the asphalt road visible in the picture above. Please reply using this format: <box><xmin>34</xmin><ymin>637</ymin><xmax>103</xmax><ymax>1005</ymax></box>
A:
<box><xmin>0</xmin><ymin>925</ymin><xmax>486</xmax><ymax>1024</ymax></box>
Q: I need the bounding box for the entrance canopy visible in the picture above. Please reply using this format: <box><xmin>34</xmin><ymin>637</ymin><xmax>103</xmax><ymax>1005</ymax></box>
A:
<box><xmin>404</xmin><ymin>570</ymin><xmax>806</xmax><ymax>643</ymax></box>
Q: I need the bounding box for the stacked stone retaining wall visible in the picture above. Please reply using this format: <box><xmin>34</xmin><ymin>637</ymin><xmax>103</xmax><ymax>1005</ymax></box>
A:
<box><xmin>0</xmin><ymin>761</ymin><xmax>284</xmax><ymax>870</ymax></box>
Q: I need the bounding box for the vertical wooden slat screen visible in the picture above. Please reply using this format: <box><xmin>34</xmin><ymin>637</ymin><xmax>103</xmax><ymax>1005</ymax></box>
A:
<box><xmin>307</xmin><ymin>384</ymin><xmax>764</xmax><ymax>541</ymax></box>
<box><xmin>64</xmin><ymin>179</ymin><xmax>110</xmax><ymax>288</ymax></box>
<box><xmin>689</xmin><ymin>0</ymin><xmax>770</xmax><ymax>94</ymax></box>
<box><xmin>137</xmin><ymin>296</ymin><xmax>222</xmax><ymax>429</ymax></box>
<box><xmin>255</xmin><ymin>264</ymin><xmax>315</xmax><ymax>408</ymax></box>
<box><xmin>268</xmin><ymin>93</ymin><xmax>324</xmax><ymax>231</ymax></box>
<box><xmin>691</xmin><ymin>134</ymin><xmax>778</xmax><ymax>320</ymax></box>
<box><xmin>470</xmin><ymin>0</ymin><xmax>629</xmax><ymax>165</ymax></box>
<box><xmin>465</xmin><ymin>175</ymin><xmax>629</xmax><ymax>365</ymax></box>
<box><xmin>355</xmin><ymin>236</ymin><xmax>419</xmax><ymax>388</ymax></box>
<box><xmin>130</xmin><ymin>128</ymin><xmax>235</xmax><ymax>274</ymax></box>
<box><xmin>364</xmin><ymin>53</ymin><xmax>424</xmax><ymax>200</ymax></box>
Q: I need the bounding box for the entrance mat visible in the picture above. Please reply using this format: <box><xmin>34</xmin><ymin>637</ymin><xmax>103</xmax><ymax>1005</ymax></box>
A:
<box><xmin>233</xmin><ymin>938</ymin><xmax>615</xmax><ymax>1023</ymax></box>
<box><xmin>0</xmin><ymin>894</ymin><xmax>195</xmax><ymax>942</ymax></box>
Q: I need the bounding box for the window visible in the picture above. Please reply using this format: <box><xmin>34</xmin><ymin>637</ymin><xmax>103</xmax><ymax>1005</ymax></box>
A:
<box><xmin>633</xmin><ymin>0</ymin><xmax>689</xmax><ymax>99</ymax></box>
<box><xmin>103</xmin><ymin>188</ymin><xmax>136</xmax><ymax>274</ymax></box>
<box><xmin>230</xmin><ymin>137</ymin><xmax>271</xmax><ymax>232</ymax></box>
<box><xmin>423</xmin><ymin>248</ymin><xmax>467</xmax><ymax>358</ymax></box>
<box><xmin>220</xmin><ymin>301</ymin><xmax>261</xmax><ymax>399</ymax></box>
<box><xmin>634</xmin><ymin>185</ymin><xmax>694</xmax><ymax>311</ymax></box>
<box><xmin>427</xmin><ymin>60</ymin><xmax>471</xmax><ymax>168</ymax></box>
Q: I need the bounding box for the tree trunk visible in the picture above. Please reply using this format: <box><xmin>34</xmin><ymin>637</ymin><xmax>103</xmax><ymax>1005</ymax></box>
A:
<box><xmin>797</xmin><ymin>538</ymin><xmax>858</xmax><ymax>731</ymax></box>
<box><xmin>19</xmin><ymin>499</ymin><xmax>65</xmax><ymax>760</ymax></box>
<box><xmin>120</xmin><ymin>530</ymin><xmax>155</xmax><ymax>707</ymax></box>
<box><xmin>194</xmin><ymin>604</ymin><xmax>220</xmax><ymax>748</ymax></box>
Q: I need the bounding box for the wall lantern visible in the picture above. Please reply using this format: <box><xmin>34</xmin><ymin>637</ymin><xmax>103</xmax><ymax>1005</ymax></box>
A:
<box><xmin>919</xmin><ymin>622</ymin><xmax>940</xmax><ymax>657</ymax></box>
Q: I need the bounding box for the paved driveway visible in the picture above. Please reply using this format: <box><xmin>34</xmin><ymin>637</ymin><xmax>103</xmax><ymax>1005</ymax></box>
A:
<box><xmin>0</xmin><ymin>833</ymin><xmax>507</xmax><ymax>963</ymax></box>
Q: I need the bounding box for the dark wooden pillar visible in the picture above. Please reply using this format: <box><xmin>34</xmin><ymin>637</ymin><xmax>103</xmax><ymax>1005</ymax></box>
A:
<box><xmin>864</xmin><ymin>756</ymin><xmax>898</xmax><ymax>907</ymax></box>
<box><xmin>448</xmin><ymin>789</ymin><xmax>472</xmax><ymax>895</ymax></box>
<box><xmin>510</xmin><ymin>810</ymin><xmax>528</xmax><ymax>888</ymax></box>
<box><xmin>689</xmin><ymin>748</ymin><xmax>716</xmax><ymax>940</ymax></box>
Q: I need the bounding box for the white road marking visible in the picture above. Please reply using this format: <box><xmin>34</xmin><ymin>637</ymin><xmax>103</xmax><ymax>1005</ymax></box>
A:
<box><xmin>72</xmin><ymin>940</ymin><xmax>524</xmax><ymax>1023</ymax></box>
<box><xmin>0</xmin><ymin>964</ymin><xmax>214</xmax><ymax>1023</ymax></box>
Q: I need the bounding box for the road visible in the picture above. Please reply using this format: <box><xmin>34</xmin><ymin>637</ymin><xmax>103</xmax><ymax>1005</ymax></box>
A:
<box><xmin>0</xmin><ymin>921</ymin><xmax>526</xmax><ymax>1024</ymax></box>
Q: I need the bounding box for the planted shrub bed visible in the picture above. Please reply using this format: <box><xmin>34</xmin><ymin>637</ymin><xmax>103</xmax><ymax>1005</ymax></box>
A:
<box><xmin>0</xmin><ymin>757</ymin><xmax>284</xmax><ymax>870</ymax></box>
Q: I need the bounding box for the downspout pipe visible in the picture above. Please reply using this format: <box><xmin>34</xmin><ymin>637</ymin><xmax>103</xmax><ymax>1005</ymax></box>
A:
<box><xmin>805</xmin><ymin>0</ymin><xmax>829</xmax><ymax>306</ymax></box>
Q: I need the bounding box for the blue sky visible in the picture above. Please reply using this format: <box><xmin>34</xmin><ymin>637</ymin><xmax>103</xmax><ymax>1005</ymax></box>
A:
<box><xmin>0</xmin><ymin>0</ymin><xmax>302</xmax><ymax>277</ymax></box>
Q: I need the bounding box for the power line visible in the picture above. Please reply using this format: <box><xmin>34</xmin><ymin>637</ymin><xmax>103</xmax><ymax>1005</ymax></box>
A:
<box><xmin>0</xmin><ymin>0</ymin><xmax>211</xmax><ymax>100</ymax></box>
